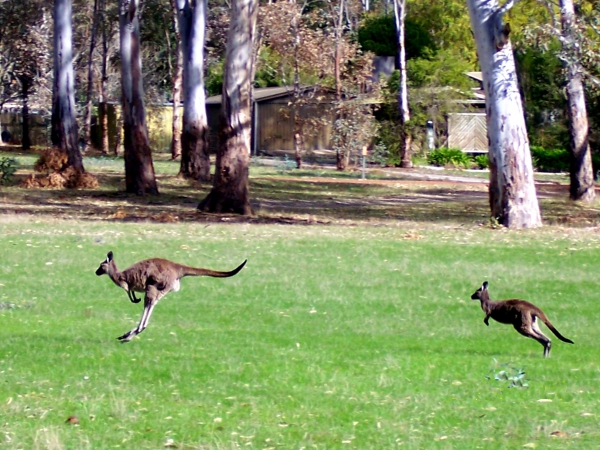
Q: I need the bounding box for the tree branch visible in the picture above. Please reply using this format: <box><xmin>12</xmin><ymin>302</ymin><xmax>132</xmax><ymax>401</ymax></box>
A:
<box><xmin>497</xmin><ymin>0</ymin><xmax>521</xmax><ymax>18</ymax></box>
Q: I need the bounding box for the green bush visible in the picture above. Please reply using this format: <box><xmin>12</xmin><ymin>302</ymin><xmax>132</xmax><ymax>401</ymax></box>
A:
<box><xmin>427</xmin><ymin>148</ymin><xmax>471</xmax><ymax>168</ymax></box>
<box><xmin>473</xmin><ymin>154</ymin><xmax>489</xmax><ymax>169</ymax></box>
<box><xmin>0</xmin><ymin>157</ymin><xmax>18</xmax><ymax>185</ymax></box>
<box><xmin>530</xmin><ymin>146</ymin><xmax>569</xmax><ymax>173</ymax></box>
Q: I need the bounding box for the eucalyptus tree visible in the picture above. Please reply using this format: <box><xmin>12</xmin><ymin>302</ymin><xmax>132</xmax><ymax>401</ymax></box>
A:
<box><xmin>169</xmin><ymin>0</ymin><xmax>183</xmax><ymax>160</ymax></box>
<box><xmin>393</xmin><ymin>0</ymin><xmax>412</xmax><ymax>168</ymax></box>
<box><xmin>119</xmin><ymin>0</ymin><xmax>158</xmax><ymax>195</ymax></box>
<box><xmin>198</xmin><ymin>0</ymin><xmax>258</xmax><ymax>214</ymax></box>
<box><xmin>52</xmin><ymin>0</ymin><xmax>84</xmax><ymax>171</ymax></box>
<box><xmin>176</xmin><ymin>0</ymin><xmax>211</xmax><ymax>182</ymax></box>
<box><xmin>559</xmin><ymin>0</ymin><xmax>594</xmax><ymax>203</ymax></box>
<box><xmin>0</xmin><ymin>0</ymin><xmax>50</xmax><ymax>150</ymax></box>
<box><xmin>466</xmin><ymin>0</ymin><xmax>541</xmax><ymax>228</ymax></box>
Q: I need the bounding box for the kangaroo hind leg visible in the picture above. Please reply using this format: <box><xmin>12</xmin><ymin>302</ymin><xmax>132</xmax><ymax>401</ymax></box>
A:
<box><xmin>118</xmin><ymin>285</ymin><xmax>166</xmax><ymax>343</ymax></box>
<box><xmin>514</xmin><ymin>316</ymin><xmax>551</xmax><ymax>357</ymax></box>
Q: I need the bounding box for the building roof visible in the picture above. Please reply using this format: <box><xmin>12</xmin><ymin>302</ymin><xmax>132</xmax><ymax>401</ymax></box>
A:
<box><xmin>465</xmin><ymin>71</ymin><xmax>483</xmax><ymax>83</ymax></box>
<box><xmin>205</xmin><ymin>86</ymin><xmax>329</xmax><ymax>105</ymax></box>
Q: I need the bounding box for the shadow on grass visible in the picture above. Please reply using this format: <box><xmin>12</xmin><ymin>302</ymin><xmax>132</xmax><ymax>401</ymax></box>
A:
<box><xmin>1</xmin><ymin>148</ymin><xmax>599</xmax><ymax>227</ymax></box>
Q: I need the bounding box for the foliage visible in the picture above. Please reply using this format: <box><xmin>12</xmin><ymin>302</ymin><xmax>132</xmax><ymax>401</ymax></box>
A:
<box><xmin>514</xmin><ymin>44</ymin><xmax>569</xmax><ymax>150</ymax></box>
<box><xmin>204</xmin><ymin>60</ymin><xmax>224</xmax><ymax>97</ymax></box>
<box><xmin>530</xmin><ymin>146</ymin><xmax>570</xmax><ymax>173</ymax></box>
<box><xmin>357</xmin><ymin>14</ymin><xmax>435</xmax><ymax>59</ymax></box>
<box><xmin>407</xmin><ymin>0</ymin><xmax>477</xmax><ymax>64</ymax></box>
<box><xmin>473</xmin><ymin>154</ymin><xmax>489</xmax><ymax>169</ymax></box>
<box><xmin>0</xmin><ymin>157</ymin><xmax>18</xmax><ymax>185</ymax></box>
<box><xmin>487</xmin><ymin>360</ymin><xmax>529</xmax><ymax>389</ymax></box>
<box><xmin>427</xmin><ymin>147</ymin><xmax>472</xmax><ymax>168</ymax></box>
<box><xmin>0</xmin><ymin>0</ymin><xmax>52</xmax><ymax>109</ymax></box>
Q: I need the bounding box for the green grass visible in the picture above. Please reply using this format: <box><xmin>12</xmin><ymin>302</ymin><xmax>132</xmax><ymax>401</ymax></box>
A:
<box><xmin>0</xmin><ymin>149</ymin><xmax>599</xmax><ymax>448</ymax></box>
<box><xmin>1</xmin><ymin>221</ymin><xmax>600</xmax><ymax>449</ymax></box>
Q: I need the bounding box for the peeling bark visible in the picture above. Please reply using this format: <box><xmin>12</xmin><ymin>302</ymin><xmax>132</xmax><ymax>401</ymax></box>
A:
<box><xmin>52</xmin><ymin>0</ymin><xmax>84</xmax><ymax>172</ymax></box>
<box><xmin>467</xmin><ymin>0</ymin><xmax>541</xmax><ymax>228</ymax></box>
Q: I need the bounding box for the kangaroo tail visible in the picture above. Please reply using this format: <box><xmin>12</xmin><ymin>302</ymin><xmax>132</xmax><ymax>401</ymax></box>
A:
<box><xmin>183</xmin><ymin>260</ymin><xmax>247</xmax><ymax>278</ymax></box>
<box><xmin>543</xmin><ymin>318</ymin><xmax>574</xmax><ymax>344</ymax></box>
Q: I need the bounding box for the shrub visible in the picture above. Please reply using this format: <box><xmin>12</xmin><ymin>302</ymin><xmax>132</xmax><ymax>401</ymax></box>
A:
<box><xmin>473</xmin><ymin>154</ymin><xmax>489</xmax><ymax>169</ymax></box>
<box><xmin>0</xmin><ymin>157</ymin><xmax>18</xmax><ymax>185</ymax></box>
<box><xmin>530</xmin><ymin>146</ymin><xmax>569</xmax><ymax>173</ymax></box>
<box><xmin>427</xmin><ymin>148</ymin><xmax>471</xmax><ymax>168</ymax></box>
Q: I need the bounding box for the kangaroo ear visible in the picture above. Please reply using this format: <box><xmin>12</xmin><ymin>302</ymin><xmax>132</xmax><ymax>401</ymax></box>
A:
<box><xmin>482</xmin><ymin>281</ymin><xmax>488</xmax><ymax>290</ymax></box>
<box><xmin>106</xmin><ymin>251</ymin><xmax>114</xmax><ymax>262</ymax></box>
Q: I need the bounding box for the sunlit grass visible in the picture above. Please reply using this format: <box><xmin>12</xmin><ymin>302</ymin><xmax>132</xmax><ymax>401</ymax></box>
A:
<box><xmin>1</xmin><ymin>221</ymin><xmax>599</xmax><ymax>448</ymax></box>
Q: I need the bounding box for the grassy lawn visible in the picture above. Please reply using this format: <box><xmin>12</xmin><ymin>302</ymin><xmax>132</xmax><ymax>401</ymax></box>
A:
<box><xmin>0</xmin><ymin>149</ymin><xmax>599</xmax><ymax>449</ymax></box>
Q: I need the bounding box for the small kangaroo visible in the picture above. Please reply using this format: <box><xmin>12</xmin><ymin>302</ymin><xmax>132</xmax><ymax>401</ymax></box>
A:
<box><xmin>471</xmin><ymin>281</ymin><xmax>573</xmax><ymax>357</ymax></box>
<box><xmin>96</xmin><ymin>251</ymin><xmax>247</xmax><ymax>342</ymax></box>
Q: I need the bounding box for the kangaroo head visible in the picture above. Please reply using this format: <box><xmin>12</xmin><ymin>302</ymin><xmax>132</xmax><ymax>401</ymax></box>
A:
<box><xmin>95</xmin><ymin>251</ymin><xmax>115</xmax><ymax>276</ymax></box>
<box><xmin>471</xmin><ymin>281</ymin><xmax>489</xmax><ymax>300</ymax></box>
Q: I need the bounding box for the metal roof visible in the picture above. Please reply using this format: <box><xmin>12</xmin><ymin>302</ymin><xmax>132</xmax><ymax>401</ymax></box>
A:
<box><xmin>205</xmin><ymin>86</ymin><xmax>326</xmax><ymax>105</ymax></box>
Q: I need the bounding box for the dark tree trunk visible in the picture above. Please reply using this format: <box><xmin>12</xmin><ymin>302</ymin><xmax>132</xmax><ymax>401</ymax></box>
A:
<box><xmin>177</xmin><ymin>0</ymin><xmax>211</xmax><ymax>181</ymax></box>
<box><xmin>119</xmin><ymin>0</ymin><xmax>158</xmax><ymax>195</ymax></box>
<box><xmin>21</xmin><ymin>77</ymin><xmax>31</xmax><ymax>151</ymax></box>
<box><xmin>52</xmin><ymin>0</ymin><xmax>84</xmax><ymax>171</ymax></box>
<box><xmin>198</xmin><ymin>0</ymin><xmax>257</xmax><ymax>214</ymax></box>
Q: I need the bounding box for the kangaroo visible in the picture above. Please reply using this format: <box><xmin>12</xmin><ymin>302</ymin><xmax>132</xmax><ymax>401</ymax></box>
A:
<box><xmin>96</xmin><ymin>251</ymin><xmax>247</xmax><ymax>342</ymax></box>
<box><xmin>471</xmin><ymin>281</ymin><xmax>573</xmax><ymax>357</ymax></box>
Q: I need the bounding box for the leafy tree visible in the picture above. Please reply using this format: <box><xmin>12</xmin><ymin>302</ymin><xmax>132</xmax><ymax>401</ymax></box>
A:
<box><xmin>0</xmin><ymin>0</ymin><xmax>51</xmax><ymax>150</ymax></box>
<box><xmin>357</xmin><ymin>14</ymin><xmax>435</xmax><ymax>59</ymax></box>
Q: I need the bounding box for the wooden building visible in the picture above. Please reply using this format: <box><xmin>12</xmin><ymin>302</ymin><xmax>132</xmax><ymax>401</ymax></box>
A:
<box><xmin>205</xmin><ymin>86</ymin><xmax>336</xmax><ymax>157</ymax></box>
<box><xmin>447</xmin><ymin>72</ymin><xmax>487</xmax><ymax>153</ymax></box>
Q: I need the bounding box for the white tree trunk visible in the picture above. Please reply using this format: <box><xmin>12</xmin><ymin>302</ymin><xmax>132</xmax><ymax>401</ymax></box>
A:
<box><xmin>177</xmin><ymin>0</ymin><xmax>211</xmax><ymax>181</ymax></box>
<box><xmin>52</xmin><ymin>0</ymin><xmax>83</xmax><ymax>171</ymax></box>
<box><xmin>393</xmin><ymin>0</ymin><xmax>412</xmax><ymax>168</ymax></box>
<box><xmin>560</xmin><ymin>0</ymin><xmax>595</xmax><ymax>203</ymax></box>
<box><xmin>467</xmin><ymin>0</ymin><xmax>542</xmax><ymax>228</ymax></box>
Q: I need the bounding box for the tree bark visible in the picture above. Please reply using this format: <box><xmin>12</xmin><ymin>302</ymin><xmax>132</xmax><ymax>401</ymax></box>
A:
<box><xmin>99</xmin><ymin>0</ymin><xmax>110</xmax><ymax>155</ymax></box>
<box><xmin>332</xmin><ymin>0</ymin><xmax>346</xmax><ymax>170</ymax></box>
<box><xmin>177</xmin><ymin>0</ymin><xmax>211</xmax><ymax>181</ymax></box>
<box><xmin>21</xmin><ymin>77</ymin><xmax>31</xmax><ymax>151</ymax></box>
<box><xmin>169</xmin><ymin>0</ymin><xmax>183</xmax><ymax>161</ymax></box>
<box><xmin>393</xmin><ymin>0</ymin><xmax>412</xmax><ymax>168</ymax></box>
<box><xmin>83</xmin><ymin>0</ymin><xmax>100</xmax><ymax>153</ymax></box>
<box><xmin>560</xmin><ymin>0</ymin><xmax>595</xmax><ymax>203</ymax></box>
<box><xmin>52</xmin><ymin>0</ymin><xmax>84</xmax><ymax>171</ymax></box>
<box><xmin>467</xmin><ymin>0</ymin><xmax>542</xmax><ymax>228</ymax></box>
<box><xmin>198</xmin><ymin>0</ymin><xmax>258</xmax><ymax>215</ymax></box>
<box><xmin>119</xmin><ymin>0</ymin><xmax>159</xmax><ymax>195</ymax></box>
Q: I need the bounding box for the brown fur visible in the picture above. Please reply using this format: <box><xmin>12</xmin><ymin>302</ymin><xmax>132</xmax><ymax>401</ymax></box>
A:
<box><xmin>96</xmin><ymin>251</ymin><xmax>246</xmax><ymax>342</ymax></box>
<box><xmin>471</xmin><ymin>281</ymin><xmax>573</xmax><ymax>357</ymax></box>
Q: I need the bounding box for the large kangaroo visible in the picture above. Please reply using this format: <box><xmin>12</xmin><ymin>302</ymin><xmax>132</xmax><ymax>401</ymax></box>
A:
<box><xmin>471</xmin><ymin>281</ymin><xmax>573</xmax><ymax>357</ymax></box>
<box><xmin>96</xmin><ymin>251</ymin><xmax>247</xmax><ymax>342</ymax></box>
